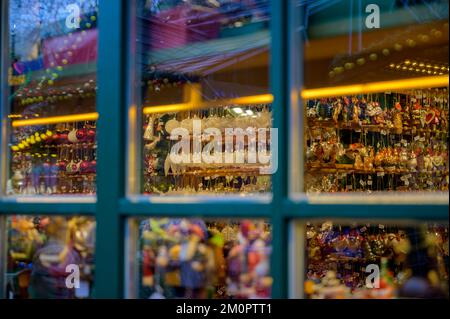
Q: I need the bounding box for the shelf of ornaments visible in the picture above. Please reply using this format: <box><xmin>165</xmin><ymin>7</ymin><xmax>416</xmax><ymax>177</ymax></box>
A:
<box><xmin>145</xmin><ymin>166</ymin><xmax>272</xmax><ymax>177</ymax></box>
<box><xmin>306</xmin><ymin>163</ymin><xmax>448</xmax><ymax>176</ymax></box>
<box><xmin>11</xmin><ymin>139</ymin><xmax>97</xmax><ymax>154</ymax></box>
<box><xmin>14</xmin><ymin>142</ymin><xmax>97</xmax><ymax>150</ymax></box>
<box><xmin>56</xmin><ymin>173</ymin><xmax>96</xmax><ymax>179</ymax></box>
<box><xmin>307</xmin><ymin>119</ymin><xmax>448</xmax><ymax>137</ymax></box>
<box><xmin>308</xmin><ymin>255</ymin><xmax>381</xmax><ymax>264</ymax></box>
<box><xmin>161</xmin><ymin>134</ymin><xmax>272</xmax><ymax>142</ymax></box>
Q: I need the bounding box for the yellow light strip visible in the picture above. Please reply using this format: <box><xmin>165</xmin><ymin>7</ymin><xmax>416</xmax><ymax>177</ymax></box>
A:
<box><xmin>229</xmin><ymin>94</ymin><xmax>274</xmax><ymax>105</ymax></box>
<box><xmin>12</xmin><ymin>112</ymin><xmax>99</xmax><ymax>127</ymax></box>
<box><xmin>143</xmin><ymin>94</ymin><xmax>274</xmax><ymax>114</ymax></box>
<box><xmin>10</xmin><ymin>76</ymin><xmax>449</xmax><ymax>125</ymax></box>
<box><xmin>144</xmin><ymin>103</ymin><xmax>196</xmax><ymax>114</ymax></box>
<box><xmin>301</xmin><ymin>75</ymin><xmax>449</xmax><ymax>99</ymax></box>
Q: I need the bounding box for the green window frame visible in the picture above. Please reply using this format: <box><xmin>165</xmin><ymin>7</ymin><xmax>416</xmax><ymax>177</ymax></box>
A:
<box><xmin>0</xmin><ymin>0</ymin><xmax>448</xmax><ymax>299</ymax></box>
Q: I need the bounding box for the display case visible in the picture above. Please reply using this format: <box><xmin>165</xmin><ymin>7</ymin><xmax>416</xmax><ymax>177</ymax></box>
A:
<box><xmin>304</xmin><ymin>88</ymin><xmax>448</xmax><ymax>193</ymax></box>
<box><xmin>128</xmin><ymin>0</ymin><xmax>274</xmax><ymax>197</ymax></box>
<box><xmin>292</xmin><ymin>220</ymin><xmax>449</xmax><ymax>299</ymax></box>
<box><xmin>126</xmin><ymin>218</ymin><xmax>272</xmax><ymax>299</ymax></box>
<box><xmin>4</xmin><ymin>0</ymin><xmax>98</xmax><ymax>197</ymax></box>
<box><xmin>4</xmin><ymin>215</ymin><xmax>95</xmax><ymax>299</ymax></box>
<box><xmin>0</xmin><ymin>1</ymin><xmax>448</xmax><ymax>300</ymax></box>
<box><xmin>290</xmin><ymin>0</ymin><xmax>449</xmax><ymax>197</ymax></box>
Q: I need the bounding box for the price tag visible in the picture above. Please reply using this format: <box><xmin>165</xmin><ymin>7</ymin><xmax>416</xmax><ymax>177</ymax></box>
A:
<box><xmin>367</xmin><ymin>180</ymin><xmax>373</xmax><ymax>186</ymax></box>
<box><xmin>377</xmin><ymin>172</ymin><xmax>385</xmax><ymax>177</ymax></box>
<box><xmin>420</xmin><ymin>137</ymin><xmax>426</xmax><ymax>142</ymax></box>
<box><xmin>344</xmin><ymin>264</ymin><xmax>352</xmax><ymax>270</ymax></box>
<box><xmin>379</xmin><ymin>224</ymin><xmax>385</xmax><ymax>230</ymax></box>
<box><xmin>401</xmin><ymin>139</ymin><xmax>407</xmax><ymax>145</ymax></box>
<box><xmin>404</xmin><ymin>180</ymin><xmax>410</xmax><ymax>186</ymax></box>
<box><xmin>381</xmin><ymin>130</ymin><xmax>387</xmax><ymax>135</ymax></box>
<box><xmin>360</xmin><ymin>180</ymin><xmax>366</xmax><ymax>186</ymax></box>
<box><xmin>427</xmin><ymin>180</ymin><xmax>433</xmax><ymax>186</ymax></box>
<box><xmin>411</xmin><ymin>98</ymin><xmax>417</xmax><ymax>102</ymax></box>
<box><xmin>414</xmin><ymin>136</ymin><xmax>420</xmax><ymax>141</ymax></box>
<box><xmin>360</xmin><ymin>226</ymin><xmax>367</xmax><ymax>233</ymax></box>
<box><xmin>395</xmin><ymin>143</ymin><xmax>401</xmax><ymax>147</ymax></box>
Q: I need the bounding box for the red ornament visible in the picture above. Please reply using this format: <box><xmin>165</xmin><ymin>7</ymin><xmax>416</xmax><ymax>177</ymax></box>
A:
<box><xmin>90</xmin><ymin>160</ymin><xmax>97</xmax><ymax>173</ymax></box>
<box><xmin>53</xmin><ymin>133</ymin><xmax>61</xmax><ymax>143</ymax></box>
<box><xmin>76</xmin><ymin>128</ymin><xmax>87</xmax><ymax>142</ymax></box>
<box><xmin>59</xmin><ymin>132</ymin><xmax>68</xmax><ymax>144</ymax></box>
<box><xmin>80</xmin><ymin>161</ymin><xmax>90</xmax><ymax>173</ymax></box>
<box><xmin>87</xmin><ymin>128</ymin><xmax>96</xmax><ymax>142</ymax></box>
<box><xmin>57</xmin><ymin>160</ymin><xmax>67</xmax><ymax>171</ymax></box>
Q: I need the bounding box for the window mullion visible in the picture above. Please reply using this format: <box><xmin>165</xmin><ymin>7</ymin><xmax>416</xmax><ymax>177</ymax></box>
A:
<box><xmin>95</xmin><ymin>0</ymin><xmax>126</xmax><ymax>299</ymax></box>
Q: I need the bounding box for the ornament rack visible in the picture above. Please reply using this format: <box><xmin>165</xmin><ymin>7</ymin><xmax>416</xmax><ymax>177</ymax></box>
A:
<box><xmin>305</xmin><ymin>87</ymin><xmax>449</xmax><ymax>193</ymax></box>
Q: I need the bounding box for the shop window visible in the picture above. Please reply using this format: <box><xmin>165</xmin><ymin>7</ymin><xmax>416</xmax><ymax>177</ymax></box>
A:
<box><xmin>129</xmin><ymin>0</ymin><xmax>273</xmax><ymax>196</ymax></box>
<box><xmin>6</xmin><ymin>0</ymin><xmax>98</xmax><ymax>196</ymax></box>
<box><xmin>4</xmin><ymin>215</ymin><xmax>96</xmax><ymax>299</ymax></box>
<box><xmin>299</xmin><ymin>221</ymin><xmax>449</xmax><ymax>299</ymax></box>
<box><xmin>292</xmin><ymin>1</ymin><xmax>449</xmax><ymax>194</ymax></box>
<box><xmin>126</xmin><ymin>218</ymin><xmax>272</xmax><ymax>299</ymax></box>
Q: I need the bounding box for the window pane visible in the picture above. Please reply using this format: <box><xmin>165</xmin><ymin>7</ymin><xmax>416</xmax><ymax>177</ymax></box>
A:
<box><xmin>6</xmin><ymin>0</ymin><xmax>98</xmax><ymax>196</ymax></box>
<box><xmin>4</xmin><ymin>215</ymin><xmax>96</xmax><ymax>299</ymax></box>
<box><xmin>130</xmin><ymin>0</ymin><xmax>273</xmax><ymax>196</ymax></box>
<box><xmin>294</xmin><ymin>1</ymin><xmax>449</xmax><ymax>194</ymax></box>
<box><xmin>126</xmin><ymin>218</ymin><xmax>272</xmax><ymax>299</ymax></box>
<box><xmin>302</xmin><ymin>221</ymin><xmax>448</xmax><ymax>299</ymax></box>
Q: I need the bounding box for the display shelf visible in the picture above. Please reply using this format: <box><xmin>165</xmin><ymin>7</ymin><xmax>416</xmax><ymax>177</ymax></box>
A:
<box><xmin>161</xmin><ymin>167</ymin><xmax>271</xmax><ymax>177</ymax></box>
<box><xmin>308</xmin><ymin>119</ymin><xmax>449</xmax><ymax>136</ymax></box>
<box><xmin>306</xmin><ymin>163</ymin><xmax>448</xmax><ymax>176</ymax></box>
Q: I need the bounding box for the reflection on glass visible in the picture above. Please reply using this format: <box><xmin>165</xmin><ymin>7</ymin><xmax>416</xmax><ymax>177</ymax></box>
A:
<box><xmin>297</xmin><ymin>1</ymin><xmax>449</xmax><ymax>194</ymax></box>
<box><xmin>7</xmin><ymin>0</ymin><xmax>98</xmax><ymax>196</ymax></box>
<box><xmin>304</xmin><ymin>221</ymin><xmax>449</xmax><ymax>299</ymax></box>
<box><xmin>134</xmin><ymin>0</ymin><xmax>273</xmax><ymax>196</ymax></box>
<box><xmin>302</xmin><ymin>1</ymin><xmax>449</xmax><ymax>89</ymax></box>
<box><xmin>130</xmin><ymin>218</ymin><xmax>272</xmax><ymax>299</ymax></box>
<box><xmin>5</xmin><ymin>215</ymin><xmax>96</xmax><ymax>299</ymax></box>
